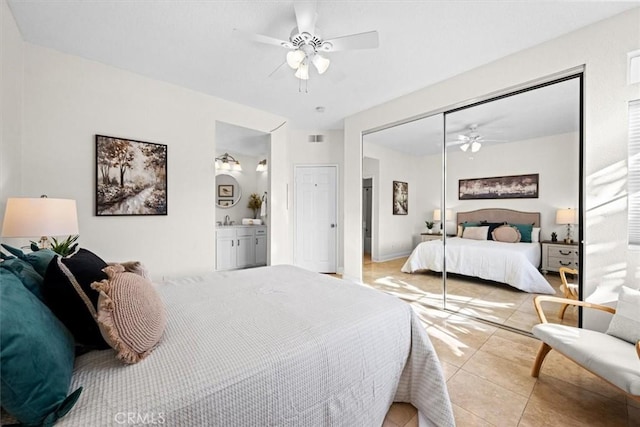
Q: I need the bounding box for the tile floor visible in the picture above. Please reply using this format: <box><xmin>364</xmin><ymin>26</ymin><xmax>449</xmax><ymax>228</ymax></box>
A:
<box><xmin>366</xmin><ymin>256</ymin><xmax>640</xmax><ymax>427</ymax></box>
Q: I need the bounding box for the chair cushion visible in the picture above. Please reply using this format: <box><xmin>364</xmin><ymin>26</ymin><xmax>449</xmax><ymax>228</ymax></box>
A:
<box><xmin>532</xmin><ymin>323</ymin><xmax>640</xmax><ymax>396</ymax></box>
<box><xmin>606</xmin><ymin>286</ymin><xmax>640</xmax><ymax>344</ymax></box>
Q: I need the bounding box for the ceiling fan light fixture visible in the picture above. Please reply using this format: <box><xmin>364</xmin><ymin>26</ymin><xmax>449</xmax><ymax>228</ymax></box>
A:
<box><xmin>471</xmin><ymin>141</ymin><xmax>482</xmax><ymax>153</ymax></box>
<box><xmin>286</xmin><ymin>49</ymin><xmax>305</xmax><ymax>69</ymax></box>
<box><xmin>311</xmin><ymin>53</ymin><xmax>330</xmax><ymax>74</ymax></box>
<box><xmin>460</xmin><ymin>143</ymin><xmax>470</xmax><ymax>152</ymax></box>
<box><xmin>294</xmin><ymin>62</ymin><xmax>310</xmax><ymax>80</ymax></box>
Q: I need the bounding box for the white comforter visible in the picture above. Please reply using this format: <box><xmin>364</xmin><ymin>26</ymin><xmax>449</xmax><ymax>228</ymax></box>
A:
<box><xmin>58</xmin><ymin>265</ymin><xmax>454</xmax><ymax>426</ymax></box>
<box><xmin>402</xmin><ymin>237</ymin><xmax>555</xmax><ymax>294</ymax></box>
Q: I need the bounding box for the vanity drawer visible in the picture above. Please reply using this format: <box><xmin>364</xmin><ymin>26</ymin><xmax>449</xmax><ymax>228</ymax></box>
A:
<box><xmin>236</xmin><ymin>228</ymin><xmax>254</xmax><ymax>237</ymax></box>
<box><xmin>255</xmin><ymin>228</ymin><xmax>267</xmax><ymax>236</ymax></box>
<box><xmin>216</xmin><ymin>229</ymin><xmax>235</xmax><ymax>238</ymax></box>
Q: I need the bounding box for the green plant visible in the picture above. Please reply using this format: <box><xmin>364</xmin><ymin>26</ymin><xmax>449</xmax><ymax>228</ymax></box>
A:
<box><xmin>31</xmin><ymin>235</ymin><xmax>79</xmax><ymax>256</ymax></box>
<box><xmin>425</xmin><ymin>221</ymin><xmax>434</xmax><ymax>229</ymax></box>
<box><xmin>247</xmin><ymin>193</ymin><xmax>262</xmax><ymax>218</ymax></box>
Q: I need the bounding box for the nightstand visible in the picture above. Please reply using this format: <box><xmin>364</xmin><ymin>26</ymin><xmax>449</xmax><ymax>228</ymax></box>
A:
<box><xmin>420</xmin><ymin>232</ymin><xmax>443</xmax><ymax>242</ymax></box>
<box><xmin>541</xmin><ymin>241</ymin><xmax>579</xmax><ymax>274</ymax></box>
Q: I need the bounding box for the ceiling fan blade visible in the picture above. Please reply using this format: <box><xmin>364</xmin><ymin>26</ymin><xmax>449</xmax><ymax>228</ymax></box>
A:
<box><xmin>233</xmin><ymin>28</ymin><xmax>292</xmax><ymax>49</ymax></box>
<box><xmin>323</xmin><ymin>31</ymin><xmax>379</xmax><ymax>52</ymax></box>
<box><xmin>293</xmin><ymin>1</ymin><xmax>318</xmax><ymax>35</ymax></box>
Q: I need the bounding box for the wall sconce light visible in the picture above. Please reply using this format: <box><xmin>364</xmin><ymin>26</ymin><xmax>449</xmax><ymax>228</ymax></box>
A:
<box><xmin>215</xmin><ymin>153</ymin><xmax>242</xmax><ymax>171</ymax></box>
<box><xmin>1</xmin><ymin>196</ymin><xmax>79</xmax><ymax>248</ymax></box>
<box><xmin>556</xmin><ymin>208</ymin><xmax>577</xmax><ymax>243</ymax></box>
<box><xmin>256</xmin><ymin>159</ymin><xmax>267</xmax><ymax>172</ymax></box>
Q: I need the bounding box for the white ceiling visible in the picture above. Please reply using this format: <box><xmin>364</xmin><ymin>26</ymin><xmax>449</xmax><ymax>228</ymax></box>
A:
<box><xmin>8</xmin><ymin>1</ymin><xmax>638</xmax><ymax>131</ymax></box>
<box><xmin>365</xmin><ymin>76</ymin><xmax>580</xmax><ymax>156</ymax></box>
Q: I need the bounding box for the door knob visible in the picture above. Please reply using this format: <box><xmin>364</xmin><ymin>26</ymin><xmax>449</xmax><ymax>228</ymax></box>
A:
<box><xmin>330</xmin><ymin>224</ymin><xmax>336</xmax><ymax>228</ymax></box>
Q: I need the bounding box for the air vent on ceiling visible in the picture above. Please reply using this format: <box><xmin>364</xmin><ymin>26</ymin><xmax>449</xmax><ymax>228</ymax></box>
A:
<box><xmin>308</xmin><ymin>134</ymin><xmax>325</xmax><ymax>143</ymax></box>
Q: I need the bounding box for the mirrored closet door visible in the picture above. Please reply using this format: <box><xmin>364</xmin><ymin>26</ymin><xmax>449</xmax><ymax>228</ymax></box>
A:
<box><xmin>362</xmin><ymin>114</ymin><xmax>446</xmax><ymax>305</ymax></box>
<box><xmin>442</xmin><ymin>75</ymin><xmax>582</xmax><ymax>331</ymax></box>
<box><xmin>360</xmin><ymin>73</ymin><xmax>583</xmax><ymax>333</ymax></box>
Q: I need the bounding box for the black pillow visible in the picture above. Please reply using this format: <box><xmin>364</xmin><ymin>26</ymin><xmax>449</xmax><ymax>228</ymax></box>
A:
<box><xmin>42</xmin><ymin>248</ymin><xmax>110</xmax><ymax>349</ymax></box>
<box><xmin>481</xmin><ymin>222</ymin><xmax>507</xmax><ymax>241</ymax></box>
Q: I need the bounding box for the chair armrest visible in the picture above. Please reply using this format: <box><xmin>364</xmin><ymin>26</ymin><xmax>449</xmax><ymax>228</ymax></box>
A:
<box><xmin>533</xmin><ymin>295</ymin><xmax>616</xmax><ymax>324</ymax></box>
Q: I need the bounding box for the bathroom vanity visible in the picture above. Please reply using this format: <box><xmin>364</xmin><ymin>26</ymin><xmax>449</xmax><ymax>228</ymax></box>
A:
<box><xmin>216</xmin><ymin>225</ymin><xmax>267</xmax><ymax>271</ymax></box>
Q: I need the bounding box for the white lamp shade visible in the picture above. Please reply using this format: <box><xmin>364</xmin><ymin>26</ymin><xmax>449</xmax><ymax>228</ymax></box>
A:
<box><xmin>556</xmin><ymin>208</ymin><xmax>577</xmax><ymax>225</ymax></box>
<box><xmin>433</xmin><ymin>209</ymin><xmax>453</xmax><ymax>221</ymax></box>
<box><xmin>294</xmin><ymin>62</ymin><xmax>309</xmax><ymax>80</ymax></box>
<box><xmin>2</xmin><ymin>198</ymin><xmax>79</xmax><ymax>238</ymax></box>
<box><xmin>232</xmin><ymin>161</ymin><xmax>242</xmax><ymax>171</ymax></box>
<box><xmin>470</xmin><ymin>141</ymin><xmax>482</xmax><ymax>153</ymax></box>
<box><xmin>460</xmin><ymin>143</ymin><xmax>470</xmax><ymax>152</ymax></box>
<box><xmin>286</xmin><ymin>49</ymin><xmax>305</xmax><ymax>69</ymax></box>
<box><xmin>311</xmin><ymin>54</ymin><xmax>330</xmax><ymax>74</ymax></box>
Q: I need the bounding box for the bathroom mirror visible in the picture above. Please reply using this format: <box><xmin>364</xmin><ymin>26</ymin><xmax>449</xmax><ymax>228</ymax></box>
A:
<box><xmin>216</xmin><ymin>173</ymin><xmax>242</xmax><ymax>208</ymax></box>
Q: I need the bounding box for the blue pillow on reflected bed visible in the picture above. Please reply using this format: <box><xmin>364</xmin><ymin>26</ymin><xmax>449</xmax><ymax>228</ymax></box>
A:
<box><xmin>0</xmin><ymin>268</ymin><xmax>82</xmax><ymax>426</ymax></box>
<box><xmin>510</xmin><ymin>223</ymin><xmax>534</xmax><ymax>243</ymax></box>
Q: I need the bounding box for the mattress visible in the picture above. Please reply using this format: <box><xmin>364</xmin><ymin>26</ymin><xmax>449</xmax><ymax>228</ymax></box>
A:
<box><xmin>401</xmin><ymin>237</ymin><xmax>555</xmax><ymax>294</ymax></box>
<box><xmin>57</xmin><ymin>265</ymin><xmax>454</xmax><ymax>426</ymax></box>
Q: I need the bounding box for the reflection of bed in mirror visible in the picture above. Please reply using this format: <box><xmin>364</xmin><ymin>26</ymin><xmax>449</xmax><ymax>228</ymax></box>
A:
<box><xmin>401</xmin><ymin>209</ymin><xmax>555</xmax><ymax>294</ymax></box>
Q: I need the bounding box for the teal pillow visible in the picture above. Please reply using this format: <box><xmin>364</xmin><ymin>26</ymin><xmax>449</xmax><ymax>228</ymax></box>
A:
<box><xmin>0</xmin><ymin>258</ymin><xmax>45</xmax><ymax>301</ymax></box>
<box><xmin>510</xmin><ymin>223</ymin><xmax>534</xmax><ymax>243</ymax></box>
<box><xmin>1</xmin><ymin>244</ymin><xmax>56</xmax><ymax>277</ymax></box>
<box><xmin>0</xmin><ymin>269</ymin><xmax>82</xmax><ymax>426</ymax></box>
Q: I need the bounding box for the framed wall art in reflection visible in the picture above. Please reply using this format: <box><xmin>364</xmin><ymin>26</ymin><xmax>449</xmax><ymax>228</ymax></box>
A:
<box><xmin>459</xmin><ymin>173</ymin><xmax>539</xmax><ymax>200</ymax></box>
<box><xmin>218</xmin><ymin>185</ymin><xmax>234</xmax><ymax>198</ymax></box>
<box><xmin>96</xmin><ymin>135</ymin><xmax>168</xmax><ymax>216</ymax></box>
<box><xmin>392</xmin><ymin>181</ymin><xmax>408</xmax><ymax>215</ymax></box>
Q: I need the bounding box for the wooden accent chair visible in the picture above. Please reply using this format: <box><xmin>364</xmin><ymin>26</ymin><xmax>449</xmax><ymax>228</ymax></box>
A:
<box><xmin>557</xmin><ymin>267</ymin><xmax>578</xmax><ymax>319</ymax></box>
<box><xmin>531</xmin><ymin>296</ymin><xmax>640</xmax><ymax>403</ymax></box>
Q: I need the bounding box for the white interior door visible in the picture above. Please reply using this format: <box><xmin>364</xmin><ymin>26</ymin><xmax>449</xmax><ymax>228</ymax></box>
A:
<box><xmin>294</xmin><ymin>165</ymin><xmax>337</xmax><ymax>273</ymax></box>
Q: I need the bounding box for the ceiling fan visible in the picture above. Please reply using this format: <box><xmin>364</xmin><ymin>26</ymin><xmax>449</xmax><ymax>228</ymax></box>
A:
<box><xmin>233</xmin><ymin>1</ymin><xmax>379</xmax><ymax>81</ymax></box>
<box><xmin>450</xmin><ymin>124</ymin><xmax>505</xmax><ymax>153</ymax></box>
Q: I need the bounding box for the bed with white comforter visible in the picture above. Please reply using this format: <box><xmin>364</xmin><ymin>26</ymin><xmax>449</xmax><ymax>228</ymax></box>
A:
<box><xmin>401</xmin><ymin>237</ymin><xmax>554</xmax><ymax>294</ymax></box>
<box><xmin>58</xmin><ymin>265</ymin><xmax>454</xmax><ymax>426</ymax></box>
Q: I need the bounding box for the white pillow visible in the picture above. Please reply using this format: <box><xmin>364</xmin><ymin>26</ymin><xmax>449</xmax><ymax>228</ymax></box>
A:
<box><xmin>531</xmin><ymin>227</ymin><xmax>541</xmax><ymax>243</ymax></box>
<box><xmin>462</xmin><ymin>226</ymin><xmax>489</xmax><ymax>240</ymax></box>
<box><xmin>605</xmin><ymin>286</ymin><xmax>640</xmax><ymax>344</ymax></box>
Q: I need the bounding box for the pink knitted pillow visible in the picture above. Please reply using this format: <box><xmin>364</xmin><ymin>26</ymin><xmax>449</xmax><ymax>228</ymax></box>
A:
<box><xmin>91</xmin><ymin>265</ymin><xmax>166</xmax><ymax>364</ymax></box>
<box><xmin>107</xmin><ymin>261</ymin><xmax>151</xmax><ymax>280</ymax></box>
<box><xmin>492</xmin><ymin>225</ymin><xmax>521</xmax><ymax>243</ymax></box>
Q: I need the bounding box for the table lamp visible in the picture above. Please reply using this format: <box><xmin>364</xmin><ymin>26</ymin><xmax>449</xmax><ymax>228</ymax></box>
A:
<box><xmin>555</xmin><ymin>208</ymin><xmax>577</xmax><ymax>244</ymax></box>
<box><xmin>433</xmin><ymin>208</ymin><xmax>453</xmax><ymax>231</ymax></box>
<box><xmin>1</xmin><ymin>197</ymin><xmax>79</xmax><ymax>248</ymax></box>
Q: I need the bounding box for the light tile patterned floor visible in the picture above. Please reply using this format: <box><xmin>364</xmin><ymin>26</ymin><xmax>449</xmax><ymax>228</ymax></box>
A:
<box><xmin>365</xmin><ymin>256</ymin><xmax>640</xmax><ymax>427</ymax></box>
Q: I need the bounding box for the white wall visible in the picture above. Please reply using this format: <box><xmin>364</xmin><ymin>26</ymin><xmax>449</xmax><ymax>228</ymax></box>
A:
<box><xmin>344</xmin><ymin>8</ymin><xmax>640</xmax><ymax>331</ymax></box>
<box><xmin>446</xmin><ymin>132</ymin><xmax>578</xmax><ymax>239</ymax></box>
<box><xmin>363</xmin><ymin>141</ymin><xmax>440</xmax><ymax>261</ymax></box>
<box><xmin>0</xmin><ymin>0</ymin><xmax>23</xmax><ymax>233</ymax></box>
<box><xmin>16</xmin><ymin>42</ymin><xmax>288</xmax><ymax>280</ymax></box>
<box><xmin>287</xmin><ymin>129</ymin><xmax>344</xmax><ymax>271</ymax></box>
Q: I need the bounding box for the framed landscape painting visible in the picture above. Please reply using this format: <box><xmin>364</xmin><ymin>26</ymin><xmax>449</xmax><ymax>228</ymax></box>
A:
<box><xmin>393</xmin><ymin>181</ymin><xmax>408</xmax><ymax>215</ymax></box>
<box><xmin>96</xmin><ymin>135</ymin><xmax>168</xmax><ymax>216</ymax></box>
<box><xmin>459</xmin><ymin>173</ymin><xmax>539</xmax><ymax>200</ymax></box>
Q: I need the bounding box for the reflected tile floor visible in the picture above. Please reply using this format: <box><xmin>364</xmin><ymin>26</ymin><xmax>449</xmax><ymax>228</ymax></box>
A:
<box><xmin>365</xmin><ymin>256</ymin><xmax>639</xmax><ymax>427</ymax></box>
